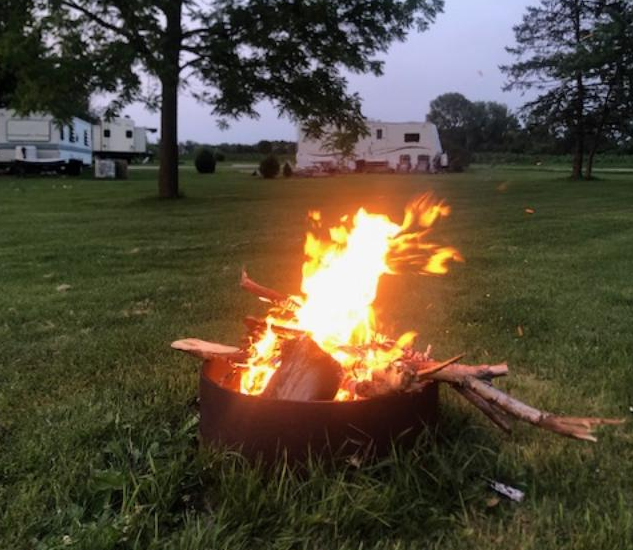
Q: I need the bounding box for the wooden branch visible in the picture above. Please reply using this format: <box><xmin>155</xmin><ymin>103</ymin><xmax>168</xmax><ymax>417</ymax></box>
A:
<box><xmin>460</xmin><ymin>376</ymin><xmax>624</xmax><ymax>442</ymax></box>
<box><xmin>171</xmin><ymin>338</ymin><xmax>247</xmax><ymax>362</ymax></box>
<box><xmin>354</xmin><ymin>360</ymin><xmax>509</xmax><ymax>398</ymax></box>
<box><xmin>451</xmin><ymin>386</ymin><xmax>512</xmax><ymax>433</ymax></box>
<box><xmin>262</xmin><ymin>337</ymin><xmax>342</xmax><ymax>401</ymax></box>
<box><xmin>428</xmin><ymin>363</ymin><xmax>509</xmax><ymax>383</ymax></box>
<box><xmin>411</xmin><ymin>353</ymin><xmax>465</xmax><ymax>378</ymax></box>
<box><xmin>243</xmin><ymin>316</ymin><xmax>307</xmax><ymax>339</ymax></box>
<box><xmin>240</xmin><ymin>269</ymin><xmax>300</xmax><ymax>308</ymax></box>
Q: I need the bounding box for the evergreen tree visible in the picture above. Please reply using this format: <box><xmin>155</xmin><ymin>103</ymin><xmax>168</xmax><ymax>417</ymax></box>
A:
<box><xmin>503</xmin><ymin>0</ymin><xmax>633</xmax><ymax>179</ymax></box>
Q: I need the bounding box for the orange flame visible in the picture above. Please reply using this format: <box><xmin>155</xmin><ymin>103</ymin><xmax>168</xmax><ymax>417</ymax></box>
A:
<box><xmin>239</xmin><ymin>193</ymin><xmax>462</xmax><ymax>399</ymax></box>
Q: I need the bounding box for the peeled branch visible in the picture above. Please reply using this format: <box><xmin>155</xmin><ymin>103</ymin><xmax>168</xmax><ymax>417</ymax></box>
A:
<box><xmin>241</xmin><ymin>270</ymin><xmax>300</xmax><ymax>309</ymax></box>
<box><xmin>354</xmin><ymin>355</ymin><xmax>622</xmax><ymax>441</ymax></box>
<box><xmin>454</xmin><ymin>376</ymin><xmax>625</xmax><ymax>442</ymax></box>
<box><xmin>171</xmin><ymin>338</ymin><xmax>248</xmax><ymax>362</ymax></box>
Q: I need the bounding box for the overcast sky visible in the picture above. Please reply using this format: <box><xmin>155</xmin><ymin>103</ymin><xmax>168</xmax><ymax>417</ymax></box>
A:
<box><xmin>115</xmin><ymin>0</ymin><xmax>536</xmax><ymax>144</ymax></box>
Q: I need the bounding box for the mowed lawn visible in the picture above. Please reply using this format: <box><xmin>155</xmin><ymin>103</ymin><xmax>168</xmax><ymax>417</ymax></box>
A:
<box><xmin>1</xmin><ymin>164</ymin><xmax>632</xmax><ymax>550</ymax></box>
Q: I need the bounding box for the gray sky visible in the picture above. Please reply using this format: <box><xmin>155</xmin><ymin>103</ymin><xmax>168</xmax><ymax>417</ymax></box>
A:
<box><xmin>118</xmin><ymin>0</ymin><xmax>536</xmax><ymax>144</ymax></box>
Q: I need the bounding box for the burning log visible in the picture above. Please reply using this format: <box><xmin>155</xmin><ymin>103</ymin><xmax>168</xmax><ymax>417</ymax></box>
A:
<box><xmin>262</xmin><ymin>336</ymin><xmax>343</xmax><ymax>401</ymax></box>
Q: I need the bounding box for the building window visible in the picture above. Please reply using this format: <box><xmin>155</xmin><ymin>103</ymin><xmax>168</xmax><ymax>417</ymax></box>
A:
<box><xmin>404</xmin><ymin>133</ymin><xmax>420</xmax><ymax>143</ymax></box>
<box><xmin>376</xmin><ymin>128</ymin><xmax>383</xmax><ymax>140</ymax></box>
<box><xmin>60</xmin><ymin>126</ymin><xmax>65</xmax><ymax>141</ymax></box>
<box><xmin>125</xmin><ymin>130</ymin><xmax>133</xmax><ymax>139</ymax></box>
<box><xmin>69</xmin><ymin>127</ymin><xmax>76</xmax><ymax>143</ymax></box>
<box><xmin>104</xmin><ymin>129</ymin><xmax>111</xmax><ymax>138</ymax></box>
<box><xmin>84</xmin><ymin>130</ymin><xmax>89</xmax><ymax>146</ymax></box>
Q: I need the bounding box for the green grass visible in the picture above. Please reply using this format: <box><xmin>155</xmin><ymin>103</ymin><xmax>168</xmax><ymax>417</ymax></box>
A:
<box><xmin>1</xmin><ymin>165</ymin><xmax>632</xmax><ymax>549</ymax></box>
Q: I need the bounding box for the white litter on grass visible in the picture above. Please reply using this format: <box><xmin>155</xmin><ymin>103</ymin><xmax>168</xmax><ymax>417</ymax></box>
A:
<box><xmin>486</xmin><ymin>479</ymin><xmax>525</xmax><ymax>503</ymax></box>
<box><xmin>56</xmin><ymin>284</ymin><xmax>71</xmax><ymax>292</ymax></box>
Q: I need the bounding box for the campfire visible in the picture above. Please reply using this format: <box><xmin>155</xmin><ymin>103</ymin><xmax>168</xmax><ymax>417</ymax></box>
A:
<box><xmin>173</xmin><ymin>193</ymin><xmax>622</xmax><ymax>456</ymax></box>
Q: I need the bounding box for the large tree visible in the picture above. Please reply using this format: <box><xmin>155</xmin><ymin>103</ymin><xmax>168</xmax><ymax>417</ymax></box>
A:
<box><xmin>16</xmin><ymin>0</ymin><xmax>443</xmax><ymax>197</ymax></box>
<box><xmin>580</xmin><ymin>1</ymin><xmax>633</xmax><ymax>178</ymax></box>
<box><xmin>502</xmin><ymin>0</ymin><xmax>633</xmax><ymax>179</ymax></box>
<box><xmin>427</xmin><ymin>92</ymin><xmax>520</xmax><ymax>152</ymax></box>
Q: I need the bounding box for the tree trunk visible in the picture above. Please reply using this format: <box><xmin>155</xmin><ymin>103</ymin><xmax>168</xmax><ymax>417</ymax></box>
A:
<box><xmin>585</xmin><ymin>80</ymin><xmax>617</xmax><ymax>180</ymax></box>
<box><xmin>157</xmin><ymin>1</ymin><xmax>183</xmax><ymax>199</ymax></box>
<box><xmin>571</xmin><ymin>0</ymin><xmax>584</xmax><ymax>180</ymax></box>
<box><xmin>584</xmin><ymin>140</ymin><xmax>597</xmax><ymax>180</ymax></box>
<box><xmin>158</xmin><ymin>78</ymin><xmax>179</xmax><ymax>198</ymax></box>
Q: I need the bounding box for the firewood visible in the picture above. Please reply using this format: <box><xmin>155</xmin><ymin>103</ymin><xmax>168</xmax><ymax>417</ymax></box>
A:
<box><xmin>427</xmin><ymin>363</ymin><xmax>509</xmax><ymax>383</ymax></box>
<box><xmin>243</xmin><ymin>316</ymin><xmax>306</xmax><ymax>339</ymax></box>
<box><xmin>262</xmin><ymin>336</ymin><xmax>343</xmax><ymax>401</ymax></box>
<box><xmin>354</xmin><ymin>360</ymin><xmax>508</xmax><ymax>398</ymax></box>
<box><xmin>457</xmin><ymin>376</ymin><xmax>625</xmax><ymax>442</ymax></box>
<box><xmin>452</xmin><ymin>386</ymin><xmax>512</xmax><ymax>433</ymax></box>
<box><xmin>171</xmin><ymin>338</ymin><xmax>248</xmax><ymax>362</ymax></box>
<box><xmin>241</xmin><ymin>270</ymin><xmax>300</xmax><ymax>309</ymax></box>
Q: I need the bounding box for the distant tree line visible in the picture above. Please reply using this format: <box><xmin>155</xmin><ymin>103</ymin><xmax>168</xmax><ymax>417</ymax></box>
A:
<box><xmin>176</xmin><ymin>139</ymin><xmax>297</xmax><ymax>158</ymax></box>
<box><xmin>427</xmin><ymin>85</ymin><xmax>633</xmax><ymax>172</ymax></box>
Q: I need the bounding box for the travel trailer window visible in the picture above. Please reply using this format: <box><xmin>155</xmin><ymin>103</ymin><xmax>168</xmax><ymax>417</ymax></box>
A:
<box><xmin>376</xmin><ymin>128</ymin><xmax>383</xmax><ymax>139</ymax></box>
<box><xmin>126</xmin><ymin>130</ymin><xmax>133</xmax><ymax>139</ymax></box>
<box><xmin>84</xmin><ymin>130</ymin><xmax>89</xmax><ymax>146</ymax></box>
<box><xmin>7</xmin><ymin>119</ymin><xmax>51</xmax><ymax>142</ymax></box>
<box><xmin>404</xmin><ymin>133</ymin><xmax>420</xmax><ymax>142</ymax></box>
<box><xmin>104</xmin><ymin>129</ymin><xmax>111</xmax><ymax>138</ymax></box>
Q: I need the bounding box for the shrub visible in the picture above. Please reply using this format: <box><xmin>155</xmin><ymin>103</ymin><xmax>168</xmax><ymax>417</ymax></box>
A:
<box><xmin>194</xmin><ymin>147</ymin><xmax>216</xmax><ymax>173</ymax></box>
<box><xmin>214</xmin><ymin>150</ymin><xmax>226</xmax><ymax>162</ymax></box>
<box><xmin>259</xmin><ymin>155</ymin><xmax>280</xmax><ymax>178</ymax></box>
<box><xmin>282</xmin><ymin>162</ymin><xmax>293</xmax><ymax>178</ymax></box>
<box><xmin>446</xmin><ymin>146</ymin><xmax>472</xmax><ymax>172</ymax></box>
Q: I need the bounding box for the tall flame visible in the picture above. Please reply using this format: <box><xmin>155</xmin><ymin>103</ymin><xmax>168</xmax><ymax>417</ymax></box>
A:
<box><xmin>240</xmin><ymin>193</ymin><xmax>462</xmax><ymax>399</ymax></box>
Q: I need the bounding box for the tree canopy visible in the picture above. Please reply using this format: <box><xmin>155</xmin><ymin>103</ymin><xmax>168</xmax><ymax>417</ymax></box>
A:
<box><xmin>5</xmin><ymin>0</ymin><xmax>444</xmax><ymax>196</ymax></box>
<box><xmin>427</xmin><ymin>92</ymin><xmax>520</xmax><ymax>153</ymax></box>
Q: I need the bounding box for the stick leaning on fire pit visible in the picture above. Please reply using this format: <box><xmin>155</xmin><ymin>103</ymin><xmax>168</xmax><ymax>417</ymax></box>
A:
<box><xmin>172</xmin><ymin>271</ymin><xmax>624</xmax><ymax>443</ymax></box>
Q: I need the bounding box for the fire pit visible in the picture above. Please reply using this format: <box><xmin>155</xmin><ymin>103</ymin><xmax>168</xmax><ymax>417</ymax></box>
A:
<box><xmin>173</xmin><ymin>192</ymin><xmax>622</xmax><ymax>463</ymax></box>
<box><xmin>199</xmin><ymin>357</ymin><xmax>438</xmax><ymax>462</ymax></box>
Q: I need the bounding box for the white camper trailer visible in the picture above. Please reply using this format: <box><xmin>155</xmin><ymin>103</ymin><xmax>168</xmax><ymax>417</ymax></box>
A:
<box><xmin>0</xmin><ymin>109</ymin><xmax>92</xmax><ymax>173</ymax></box>
<box><xmin>296</xmin><ymin>120</ymin><xmax>443</xmax><ymax>172</ymax></box>
<box><xmin>92</xmin><ymin>117</ymin><xmax>153</xmax><ymax>160</ymax></box>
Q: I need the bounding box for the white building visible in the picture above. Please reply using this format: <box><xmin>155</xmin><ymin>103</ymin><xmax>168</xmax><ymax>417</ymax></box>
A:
<box><xmin>0</xmin><ymin>109</ymin><xmax>92</xmax><ymax>167</ymax></box>
<box><xmin>296</xmin><ymin>120</ymin><xmax>443</xmax><ymax>172</ymax></box>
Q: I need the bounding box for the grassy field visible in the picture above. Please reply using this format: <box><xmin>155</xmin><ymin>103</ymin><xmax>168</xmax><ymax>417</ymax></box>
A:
<box><xmin>1</xmin><ymin>164</ymin><xmax>632</xmax><ymax>549</ymax></box>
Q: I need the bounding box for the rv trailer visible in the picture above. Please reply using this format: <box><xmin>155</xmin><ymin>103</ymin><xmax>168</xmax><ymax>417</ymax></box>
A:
<box><xmin>296</xmin><ymin>120</ymin><xmax>444</xmax><ymax>173</ymax></box>
<box><xmin>0</xmin><ymin>109</ymin><xmax>92</xmax><ymax>174</ymax></box>
<box><xmin>92</xmin><ymin>117</ymin><xmax>154</xmax><ymax>161</ymax></box>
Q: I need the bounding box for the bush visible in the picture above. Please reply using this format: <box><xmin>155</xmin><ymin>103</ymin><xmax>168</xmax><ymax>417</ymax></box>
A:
<box><xmin>446</xmin><ymin>147</ymin><xmax>472</xmax><ymax>172</ymax></box>
<box><xmin>282</xmin><ymin>162</ymin><xmax>293</xmax><ymax>177</ymax></box>
<box><xmin>214</xmin><ymin>150</ymin><xmax>226</xmax><ymax>162</ymax></box>
<box><xmin>259</xmin><ymin>155</ymin><xmax>280</xmax><ymax>179</ymax></box>
<box><xmin>194</xmin><ymin>147</ymin><xmax>216</xmax><ymax>173</ymax></box>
